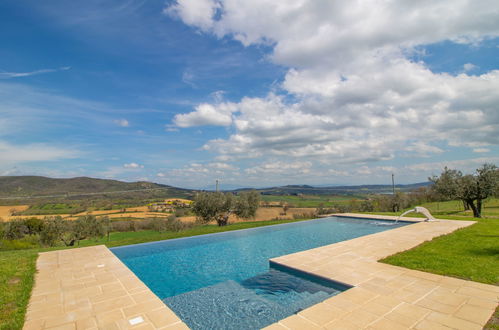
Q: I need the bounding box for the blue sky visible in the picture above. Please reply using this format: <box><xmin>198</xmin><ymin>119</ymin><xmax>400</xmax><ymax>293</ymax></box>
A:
<box><xmin>1</xmin><ymin>0</ymin><xmax>498</xmax><ymax>189</ymax></box>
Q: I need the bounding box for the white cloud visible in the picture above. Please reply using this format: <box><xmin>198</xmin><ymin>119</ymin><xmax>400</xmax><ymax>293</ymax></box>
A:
<box><xmin>165</xmin><ymin>0</ymin><xmax>220</xmax><ymax>32</ymax></box>
<box><xmin>473</xmin><ymin>147</ymin><xmax>490</xmax><ymax>153</ymax></box>
<box><xmin>245</xmin><ymin>161</ymin><xmax>312</xmax><ymax>175</ymax></box>
<box><xmin>463</xmin><ymin>63</ymin><xmax>478</xmax><ymax>72</ymax></box>
<box><xmin>0</xmin><ymin>66</ymin><xmax>71</xmax><ymax>79</ymax></box>
<box><xmin>167</xmin><ymin>0</ymin><xmax>499</xmax><ymax>168</ymax></box>
<box><xmin>123</xmin><ymin>162</ymin><xmax>144</xmax><ymax>169</ymax></box>
<box><xmin>114</xmin><ymin>118</ymin><xmax>129</xmax><ymax>127</ymax></box>
<box><xmin>174</xmin><ymin>102</ymin><xmax>237</xmax><ymax>127</ymax></box>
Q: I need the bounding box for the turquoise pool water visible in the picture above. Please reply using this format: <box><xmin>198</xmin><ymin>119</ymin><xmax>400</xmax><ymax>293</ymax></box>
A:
<box><xmin>111</xmin><ymin>217</ymin><xmax>407</xmax><ymax>329</ymax></box>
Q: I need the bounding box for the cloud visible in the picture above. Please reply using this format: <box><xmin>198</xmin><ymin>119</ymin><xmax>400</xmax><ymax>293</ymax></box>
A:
<box><xmin>0</xmin><ymin>66</ymin><xmax>71</xmax><ymax>79</ymax></box>
<box><xmin>167</xmin><ymin>0</ymin><xmax>499</xmax><ymax>167</ymax></box>
<box><xmin>165</xmin><ymin>0</ymin><xmax>221</xmax><ymax>31</ymax></box>
<box><xmin>463</xmin><ymin>63</ymin><xmax>478</xmax><ymax>72</ymax></box>
<box><xmin>123</xmin><ymin>162</ymin><xmax>144</xmax><ymax>169</ymax></box>
<box><xmin>245</xmin><ymin>161</ymin><xmax>312</xmax><ymax>175</ymax></box>
<box><xmin>182</xmin><ymin>69</ymin><xmax>197</xmax><ymax>87</ymax></box>
<box><xmin>0</xmin><ymin>140</ymin><xmax>79</xmax><ymax>163</ymax></box>
<box><xmin>473</xmin><ymin>147</ymin><xmax>490</xmax><ymax>153</ymax></box>
<box><xmin>174</xmin><ymin>102</ymin><xmax>237</xmax><ymax>127</ymax></box>
<box><xmin>114</xmin><ymin>118</ymin><xmax>130</xmax><ymax>127</ymax></box>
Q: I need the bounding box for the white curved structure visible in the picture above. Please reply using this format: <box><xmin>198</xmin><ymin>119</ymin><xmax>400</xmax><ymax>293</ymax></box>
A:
<box><xmin>396</xmin><ymin>206</ymin><xmax>436</xmax><ymax>223</ymax></box>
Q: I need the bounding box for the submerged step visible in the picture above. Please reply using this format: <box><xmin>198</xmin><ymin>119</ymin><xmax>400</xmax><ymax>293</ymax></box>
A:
<box><xmin>164</xmin><ymin>267</ymin><xmax>346</xmax><ymax>330</ymax></box>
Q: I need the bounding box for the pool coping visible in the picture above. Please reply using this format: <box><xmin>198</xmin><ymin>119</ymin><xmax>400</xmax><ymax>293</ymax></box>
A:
<box><xmin>23</xmin><ymin>214</ymin><xmax>498</xmax><ymax>329</ymax></box>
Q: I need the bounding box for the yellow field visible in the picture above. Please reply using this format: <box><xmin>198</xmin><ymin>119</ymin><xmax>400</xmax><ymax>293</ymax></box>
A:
<box><xmin>0</xmin><ymin>205</ymin><xmax>29</xmax><ymax>217</ymax></box>
<box><xmin>0</xmin><ymin>203</ymin><xmax>316</xmax><ymax>224</ymax></box>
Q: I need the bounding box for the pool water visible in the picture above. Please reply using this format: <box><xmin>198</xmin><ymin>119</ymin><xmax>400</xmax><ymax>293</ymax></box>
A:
<box><xmin>111</xmin><ymin>217</ymin><xmax>407</xmax><ymax>329</ymax></box>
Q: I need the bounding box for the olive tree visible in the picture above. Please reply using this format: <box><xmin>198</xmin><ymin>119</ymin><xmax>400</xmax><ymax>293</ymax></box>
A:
<box><xmin>430</xmin><ymin>163</ymin><xmax>499</xmax><ymax>218</ymax></box>
<box><xmin>193</xmin><ymin>191</ymin><xmax>260</xmax><ymax>226</ymax></box>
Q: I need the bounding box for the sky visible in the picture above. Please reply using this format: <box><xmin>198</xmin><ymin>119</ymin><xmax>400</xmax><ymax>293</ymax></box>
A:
<box><xmin>0</xmin><ymin>0</ymin><xmax>498</xmax><ymax>189</ymax></box>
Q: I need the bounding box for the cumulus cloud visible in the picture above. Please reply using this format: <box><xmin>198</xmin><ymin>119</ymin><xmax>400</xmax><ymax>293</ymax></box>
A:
<box><xmin>174</xmin><ymin>102</ymin><xmax>237</xmax><ymax>127</ymax></box>
<box><xmin>167</xmin><ymin>0</ymin><xmax>499</xmax><ymax>168</ymax></box>
<box><xmin>123</xmin><ymin>162</ymin><xmax>144</xmax><ymax>169</ymax></box>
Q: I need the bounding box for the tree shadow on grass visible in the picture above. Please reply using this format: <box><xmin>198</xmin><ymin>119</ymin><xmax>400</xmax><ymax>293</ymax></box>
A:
<box><xmin>467</xmin><ymin>247</ymin><xmax>499</xmax><ymax>257</ymax></box>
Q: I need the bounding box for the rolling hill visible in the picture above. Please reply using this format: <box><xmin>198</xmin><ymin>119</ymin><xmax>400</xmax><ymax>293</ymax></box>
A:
<box><xmin>0</xmin><ymin>176</ymin><xmax>193</xmax><ymax>200</ymax></box>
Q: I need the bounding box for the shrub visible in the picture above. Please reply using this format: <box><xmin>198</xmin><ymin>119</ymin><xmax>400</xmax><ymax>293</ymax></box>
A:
<box><xmin>292</xmin><ymin>212</ymin><xmax>316</xmax><ymax>220</ymax></box>
<box><xmin>40</xmin><ymin>216</ymin><xmax>68</xmax><ymax>247</ymax></box>
<box><xmin>23</xmin><ymin>217</ymin><xmax>45</xmax><ymax>235</ymax></box>
<box><xmin>4</xmin><ymin>220</ymin><xmax>28</xmax><ymax>240</ymax></box>
<box><xmin>0</xmin><ymin>221</ymin><xmax>5</xmax><ymax>239</ymax></box>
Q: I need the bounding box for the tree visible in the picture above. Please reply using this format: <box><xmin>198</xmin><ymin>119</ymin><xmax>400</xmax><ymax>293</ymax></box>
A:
<box><xmin>193</xmin><ymin>191</ymin><xmax>260</xmax><ymax>226</ymax></box>
<box><xmin>430</xmin><ymin>163</ymin><xmax>499</xmax><ymax>218</ymax></box>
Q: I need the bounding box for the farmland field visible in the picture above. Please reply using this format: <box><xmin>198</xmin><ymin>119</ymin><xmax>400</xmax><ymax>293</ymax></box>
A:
<box><xmin>260</xmin><ymin>194</ymin><xmax>366</xmax><ymax>207</ymax></box>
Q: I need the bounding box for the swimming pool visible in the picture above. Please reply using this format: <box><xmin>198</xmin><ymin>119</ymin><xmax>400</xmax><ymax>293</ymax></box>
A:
<box><xmin>111</xmin><ymin>217</ymin><xmax>408</xmax><ymax>329</ymax></box>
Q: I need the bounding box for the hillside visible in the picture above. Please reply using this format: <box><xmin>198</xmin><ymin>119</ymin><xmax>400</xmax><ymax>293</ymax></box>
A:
<box><xmin>0</xmin><ymin>176</ymin><xmax>193</xmax><ymax>201</ymax></box>
<box><xmin>235</xmin><ymin>182</ymin><xmax>431</xmax><ymax>195</ymax></box>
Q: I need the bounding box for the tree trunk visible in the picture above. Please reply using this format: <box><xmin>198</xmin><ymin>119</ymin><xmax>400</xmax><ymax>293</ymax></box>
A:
<box><xmin>217</xmin><ymin>214</ymin><xmax>230</xmax><ymax>226</ymax></box>
<box><xmin>462</xmin><ymin>200</ymin><xmax>470</xmax><ymax>211</ymax></box>
<box><xmin>467</xmin><ymin>199</ymin><xmax>481</xmax><ymax>218</ymax></box>
<box><xmin>477</xmin><ymin>198</ymin><xmax>482</xmax><ymax>217</ymax></box>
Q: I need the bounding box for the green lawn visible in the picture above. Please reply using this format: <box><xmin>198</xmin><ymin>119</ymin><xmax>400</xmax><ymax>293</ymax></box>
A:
<box><xmin>0</xmin><ymin>218</ymin><xmax>307</xmax><ymax>329</ymax></box>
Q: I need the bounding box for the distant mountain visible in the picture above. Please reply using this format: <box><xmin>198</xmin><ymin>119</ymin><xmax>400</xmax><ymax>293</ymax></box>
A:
<box><xmin>0</xmin><ymin>176</ymin><xmax>193</xmax><ymax>199</ymax></box>
<box><xmin>234</xmin><ymin>182</ymin><xmax>431</xmax><ymax>195</ymax></box>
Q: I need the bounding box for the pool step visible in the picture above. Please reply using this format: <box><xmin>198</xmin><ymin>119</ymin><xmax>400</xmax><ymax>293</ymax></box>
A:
<box><xmin>163</xmin><ymin>275</ymin><xmax>338</xmax><ymax>330</ymax></box>
<box><xmin>164</xmin><ymin>279</ymin><xmax>289</xmax><ymax>330</ymax></box>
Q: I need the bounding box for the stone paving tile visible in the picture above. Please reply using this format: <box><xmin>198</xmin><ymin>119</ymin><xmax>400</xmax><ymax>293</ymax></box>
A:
<box><xmin>269</xmin><ymin>214</ymin><xmax>498</xmax><ymax>329</ymax></box>
<box><xmin>24</xmin><ymin>214</ymin><xmax>498</xmax><ymax>329</ymax></box>
<box><xmin>23</xmin><ymin>245</ymin><xmax>187</xmax><ymax>330</ymax></box>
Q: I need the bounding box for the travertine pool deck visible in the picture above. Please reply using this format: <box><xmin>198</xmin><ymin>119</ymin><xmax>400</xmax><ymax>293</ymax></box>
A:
<box><xmin>23</xmin><ymin>214</ymin><xmax>498</xmax><ymax>329</ymax></box>
<box><xmin>23</xmin><ymin>245</ymin><xmax>188</xmax><ymax>330</ymax></box>
<box><xmin>266</xmin><ymin>214</ymin><xmax>499</xmax><ymax>330</ymax></box>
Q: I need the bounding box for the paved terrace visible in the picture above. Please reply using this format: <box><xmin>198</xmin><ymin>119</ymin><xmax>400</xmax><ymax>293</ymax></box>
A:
<box><xmin>23</xmin><ymin>246</ymin><xmax>188</xmax><ymax>330</ymax></box>
<box><xmin>23</xmin><ymin>214</ymin><xmax>498</xmax><ymax>329</ymax></box>
<box><xmin>266</xmin><ymin>215</ymin><xmax>498</xmax><ymax>330</ymax></box>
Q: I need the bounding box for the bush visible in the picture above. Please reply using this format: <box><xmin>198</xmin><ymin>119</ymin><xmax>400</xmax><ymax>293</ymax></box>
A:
<box><xmin>40</xmin><ymin>216</ymin><xmax>68</xmax><ymax>247</ymax></box>
<box><xmin>0</xmin><ymin>221</ymin><xmax>5</xmax><ymax>239</ymax></box>
<box><xmin>73</xmin><ymin>215</ymin><xmax>107</xmax><ymax>242</ymax></box>
<box><xmin>23</xmin><ymin>217</ymin><xmax>45</xmax><ymax>235</ymax></box>
<box><xmin>4</xmin><ymin>220</ymin><xmax>28</xmax><ymax>240</ymax></box>
<box><xmin>292</xmin><ymin>212</ymin><xmax>316</xmax><ymax>220</ymax></box>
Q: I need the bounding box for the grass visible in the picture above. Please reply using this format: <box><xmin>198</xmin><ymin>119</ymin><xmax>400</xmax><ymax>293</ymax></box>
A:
<box><xmin>367</xmin><ymin>199</ymin><xmax>499</xmax><ymax>284</ymax></box>
<box><xmin>0</xmin><ymin>250</ymin><xmax>37</xmax><ymax>330</ymax></box>
<box><xmin>0</xmin><ymin>218</ymin><xmax>308</xmax><ymax>329</ymax></box>
<box><xmin>381</xmin><ymin>217</ymin><xmax>499</xmax><ymax>284</ymax></box>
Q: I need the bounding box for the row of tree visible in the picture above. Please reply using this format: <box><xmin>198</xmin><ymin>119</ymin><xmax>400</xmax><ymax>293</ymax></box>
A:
<box><xmin>0</xmin><ymin>215</ymin><xmax>110</xmax><ymax>247</ymax></box>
